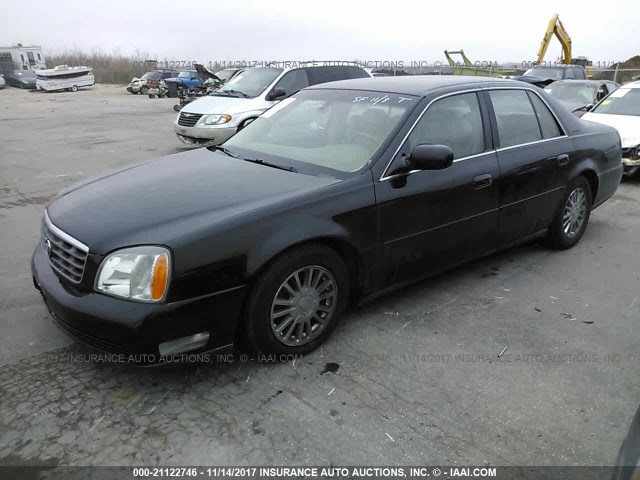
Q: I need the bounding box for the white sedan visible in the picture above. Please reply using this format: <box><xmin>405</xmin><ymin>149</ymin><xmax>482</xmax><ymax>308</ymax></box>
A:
<box><xmin>582</xmin><ymin>81</ymin><xmax>640</xmax><ymax>176</ymax></box>
<box><xmin>0</xmin><ymin>74</ymin><xmax>5</xmax><ymax>89</ymax></box>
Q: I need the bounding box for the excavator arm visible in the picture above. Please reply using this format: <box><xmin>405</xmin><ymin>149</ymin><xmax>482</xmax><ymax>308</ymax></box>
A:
<box><xmin>537</xmin><ymin>14</ymin><xmax>572</xmax><ymax>64</ymax></box>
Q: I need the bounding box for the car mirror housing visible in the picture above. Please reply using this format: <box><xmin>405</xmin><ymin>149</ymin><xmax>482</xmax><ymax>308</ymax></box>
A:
<box><xmin>266</xmin><ymin>87</ymin><xmax>287</xmax><ymax>101</ymax></box>
<box><xmin>406</xmin><ymin>144</ymin><xmax>454</xmax><ymax>170</ymax></box>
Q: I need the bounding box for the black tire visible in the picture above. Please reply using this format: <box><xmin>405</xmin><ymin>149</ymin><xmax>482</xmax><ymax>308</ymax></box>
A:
<box><xmin>173</xmin><ymin>104</ymin><xmax>182</xmax><ymax>112</ymax></box>
<box><xmin>71</xmin><ymin>85</ymin><xmax>78</xmax><ymax>92</ymax></box>
<box><xmin>242</xmin><ymin>244</ymin><xmax>350</xmax><ymax>355</ymax></box>
<box><xmin>140</xmin><ymin>86</ymin><xmax>149</xmax><ymax>94</ymax></box>
<box><xmin>545</xmin><ymin>176</ymin><xmax>592</xmax><ymax>250</ymax></box>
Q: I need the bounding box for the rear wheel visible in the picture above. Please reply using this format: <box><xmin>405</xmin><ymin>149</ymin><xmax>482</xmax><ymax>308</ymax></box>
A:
<box><xmin>545</xmin><ymin>176</ymin><xmax>592</xmax><ymax>250</ymax></box>
<box><xmin>140</xmin><ymin>86</ymin><xmax>149</xmax><ymax>94</ymax></box>
<box><xmin>173</xmin><ymin>104</ymin><xmax>182</xmax><ymax>112</ymax></box>
<box><xmin>71</xmin><ymin>85</ymin><xmax>78</xmax><ymax>92</ymax></box>
<box><xmin>242</xmin><ymin>244</ymin><xmax>350</xmax><ymax>355</ymax></box>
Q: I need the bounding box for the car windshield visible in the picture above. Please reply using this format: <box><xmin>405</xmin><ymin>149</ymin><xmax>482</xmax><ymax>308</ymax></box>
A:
<box><xmin>544</xmin><ymin>83</ymin><xmax>596</xmax><ymax>105</ymax></box>
<box><xmin>215</xmin><ymin>69</ymin><xmax>238</xmax><ymax>83</ymax></box>
<box><xmin>591</xmin><ymin>88</ymin><xmax>640</xmax><ymax>116</ymax></box>
<box><xmin>217</xmin><ymin>68</ymin><xmax>283</xmax><ymax>97</ymax></box>
<box><xmin>178</xmin><ymin>71</ymin><xmax>193</xmax><ymax>78</ymax></box>
<box><xmin>223</xmin><ymin>89</ymin><xmax>417</xmax><ymax>173</ymax></box>
<box><xmin>15</xmin><ymin>70</ymin><xmax>36</xmax><ymax>78</ymax></box>
<box><xmin>524</xmin><ymin>67</ymin><xmax>565</xmax><ymax>80</ymax></box>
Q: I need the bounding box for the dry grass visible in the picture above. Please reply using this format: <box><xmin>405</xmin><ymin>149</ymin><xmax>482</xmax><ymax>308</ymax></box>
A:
<box><xmin>45</xmin><ymin>48</ymin><xmax>155</xmax><ymax>84</ymax></box>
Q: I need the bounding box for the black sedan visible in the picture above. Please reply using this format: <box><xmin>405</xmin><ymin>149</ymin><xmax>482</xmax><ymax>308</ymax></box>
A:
<box><xmin>543</xmin><ymin>79</ymin><xmax>619</xmax><ymax>117</ymax></box>
<box><xmin>5</xmin><ymin>69</ymin><xmax>37</xmax><ymax>89</ymax></box>
<box><xmin>32</xmin><ymin>76</ymin><xmax>622</xmax><ymax>361</ymax></box>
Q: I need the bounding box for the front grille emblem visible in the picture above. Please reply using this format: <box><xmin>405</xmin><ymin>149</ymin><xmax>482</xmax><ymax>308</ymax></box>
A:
<box><xmin>44</xmin><ymin>237</ymin><xmax>52</xmax><ymax>257</ymax></box>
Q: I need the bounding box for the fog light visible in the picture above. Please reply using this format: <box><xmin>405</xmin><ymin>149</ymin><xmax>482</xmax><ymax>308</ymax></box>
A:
<box><xmin>158</xmin><ymin>332</ymin><xmax>210</xmax><ymax>356</ymax></box>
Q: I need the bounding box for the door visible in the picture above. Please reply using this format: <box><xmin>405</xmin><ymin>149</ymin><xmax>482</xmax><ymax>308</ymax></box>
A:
<box><xmin>375</xmin><ymin>92</ymin><xmax>500</xmax><ymax>288</ymax></box>
<box><xmin>485</xmin><ymin>88</ymin><xmax>574</xmax><ymax>247</ymax></box>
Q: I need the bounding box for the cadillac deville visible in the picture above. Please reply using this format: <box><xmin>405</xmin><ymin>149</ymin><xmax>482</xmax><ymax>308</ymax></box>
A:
<box><xmin>32</xmin><ymin>76</ymin><xmax>623</xmax><ymax>361</ymax></box>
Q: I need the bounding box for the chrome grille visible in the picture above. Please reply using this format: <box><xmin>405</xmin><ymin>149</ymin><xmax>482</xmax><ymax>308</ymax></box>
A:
<box><xmin>42</xmin><ymin>212</ymin><xmax>89</xmax><ymax>284</ymax></box>
<box><xmin>178</xmin><ymin>112</ymin><xmax>203</xmax><ymax>127</ymax></box>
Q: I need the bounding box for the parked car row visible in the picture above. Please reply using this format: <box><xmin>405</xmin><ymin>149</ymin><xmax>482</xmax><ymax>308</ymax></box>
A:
<box><xmin>126</xmin><ymin>69</ymin><xmax>179</xmax><ymax>94</ymax></box>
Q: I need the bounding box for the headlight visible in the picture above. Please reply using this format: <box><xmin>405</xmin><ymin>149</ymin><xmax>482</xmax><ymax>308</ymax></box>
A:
<box><xmin>204</xmin><ymin>114</ymin><xmax>231</xmax><ymax>125</ymax></box>
<box><xmin>95</xmin><ymin>246</ymin><xmax>171</xmax><ymax>302</ymax></box>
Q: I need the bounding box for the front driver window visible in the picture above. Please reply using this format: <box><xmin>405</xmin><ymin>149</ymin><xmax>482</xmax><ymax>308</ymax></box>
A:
<box><xmin>272</xmin><ymin>69</ymin><xmax>309</xmax><ymax>97</ymax></box>
<box><xmin>407</xmin><ymin>92</ymin><xmax>485</xmax><ymax>159</ymax></box>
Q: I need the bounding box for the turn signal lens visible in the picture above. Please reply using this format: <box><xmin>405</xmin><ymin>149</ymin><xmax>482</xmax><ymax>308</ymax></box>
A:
<box><xmin>151</xmin><ymin>253</ymin><xmax>169</xmax><ymax>301</ymax></box>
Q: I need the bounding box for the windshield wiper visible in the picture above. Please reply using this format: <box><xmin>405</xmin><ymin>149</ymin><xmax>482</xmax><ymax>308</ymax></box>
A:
<box><xmin>243</xmin><ymin>158</ymin><xmax>297</xmax><ymax>173</ymax></box>
<box><xmin>209</xmin><ymin>145</ymin><xmax>239</xmax><ymax>157</ymax></box>
<box><xmin>217</xmin><ymin>89</ymin><xmax>249</xmax><ymax>98</ymax></box>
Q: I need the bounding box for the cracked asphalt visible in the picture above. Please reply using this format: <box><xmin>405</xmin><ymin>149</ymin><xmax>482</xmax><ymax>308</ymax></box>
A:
<box><xmin>0</xmin><ymin>85</ymin><xmax>639</xmax><ymax>468</ymax></box>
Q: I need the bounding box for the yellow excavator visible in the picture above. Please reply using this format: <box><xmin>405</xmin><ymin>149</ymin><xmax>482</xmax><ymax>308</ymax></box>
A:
<box><xmin>537</xmin><ymin>14</ymin><xmax>593</xmax><ymax>77</ymax></box>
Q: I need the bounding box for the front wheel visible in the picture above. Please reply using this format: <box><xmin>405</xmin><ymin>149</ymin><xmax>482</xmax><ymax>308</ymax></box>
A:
<box><xmin>71</xmin><ymin>85</ymin><xmax>78</xmax><ymax>92</ymax></box>
<box><xmin>242</xmin><ymin>244</ymin><xmax>350</xmax><ymax>355</ymax></box>
<box><xmin>544</xmin><ymin>176</ymin><xmax>592</xmax><ymax>250</ymax></box>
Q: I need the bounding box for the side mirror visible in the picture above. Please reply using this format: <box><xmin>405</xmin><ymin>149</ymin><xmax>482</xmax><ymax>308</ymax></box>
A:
<box><xmin>585</xmin><ymin>103</ymin><xmax>594</xmax><ymax>111</ymax></box>
<box><xmin>406</xmin><ymin>144</ymin><xmax>454</xmax><ymax>170</ymax></box>
<box><xmin>266</xmin><ymin>87</ymin><xmax>287</xmax><ymax>101</ymax></box>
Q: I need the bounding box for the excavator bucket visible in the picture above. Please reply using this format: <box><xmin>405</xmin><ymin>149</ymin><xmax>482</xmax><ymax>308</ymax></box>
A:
<box><xmin>444</xmin><ymin>50</ymin><xmax>504</xmax><ymax>77</ymax></box>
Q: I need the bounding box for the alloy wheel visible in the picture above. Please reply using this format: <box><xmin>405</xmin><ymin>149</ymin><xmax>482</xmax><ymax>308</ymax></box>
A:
<box><xmin>270</xmin><ymin>265</ymin><xmax>338</xmax><ymax>346</ymax></box>
<box><xmin>562</xmin><ymin>187</ymin><xmax>587</xmax><ymax>238</ymax></box>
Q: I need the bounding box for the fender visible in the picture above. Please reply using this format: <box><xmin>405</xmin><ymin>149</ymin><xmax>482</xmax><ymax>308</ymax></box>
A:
<box><xmin>245</xmin><ymin>214</ymin><xmax>361</xmax><ymax>278</ymax></box>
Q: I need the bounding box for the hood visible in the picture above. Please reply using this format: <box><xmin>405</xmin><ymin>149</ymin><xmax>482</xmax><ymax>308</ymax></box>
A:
<box><xmin>581</xmin><ymin>112</ymin><xmax>640</xmax><ymax>148</ymax></box>
<box><xmin>193</xmin><ymin>63</ymin><xmax>221</xmax><ymax>82</ymax></box>
<box><xmin>513</xmin><ymin>75</ymin><xmax>554</xmax><ymax>87</ymax></box>
<box><xmin>47</xmin><ymin>149</ymin><xmax>340</xmax><ymax>254</ymax></box>
<box><xmin>181</xmin><ymin>94</ymin><xmax>267</xmax><ymax>115</ymax></box>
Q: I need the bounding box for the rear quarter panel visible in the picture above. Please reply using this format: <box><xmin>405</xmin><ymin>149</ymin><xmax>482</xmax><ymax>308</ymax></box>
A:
<box><xmin>571</xmin><ymin>119</ymin><xmax>623</xmax><ymax>208</ymax></box>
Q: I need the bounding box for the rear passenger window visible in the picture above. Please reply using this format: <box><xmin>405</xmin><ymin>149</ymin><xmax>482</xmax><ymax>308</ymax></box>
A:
<box><xmin>527</xmin><ymin>92</ymin><xmax>563</xmax><ymax>139</ymax></box>
<box><xmin>489</xmin><ymin>90</ymin><xmax>541</xmax><ymax>148</ymax></box>
<box><xmin>408</xmin><ymin>92</ymin><xmax>485</xmax><ymax>159</ymax></box>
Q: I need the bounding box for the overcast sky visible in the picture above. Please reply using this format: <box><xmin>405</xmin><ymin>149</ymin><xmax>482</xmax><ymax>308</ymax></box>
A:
<box><xmin>2</xmin><ymin>0</ymin><xmax>638</xmax><ymax>66</ymax></box>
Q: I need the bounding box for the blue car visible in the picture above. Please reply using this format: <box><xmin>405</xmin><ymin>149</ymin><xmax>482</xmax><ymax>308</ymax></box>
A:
<box><xmin>164</xmin><ymin>69</ymin><xmax>202</xmax><ymax>89</ymax></box>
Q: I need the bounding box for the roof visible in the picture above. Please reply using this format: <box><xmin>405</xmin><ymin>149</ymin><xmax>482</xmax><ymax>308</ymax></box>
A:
<box><xmin>621</xmin><ymin>80</ymin><xmax>640</xmax><ymax>89</ymax></box>
<box><xmin>308</xmin><ymin>75</ymin><xmax>524</xmax><ymax>96</ymax></box>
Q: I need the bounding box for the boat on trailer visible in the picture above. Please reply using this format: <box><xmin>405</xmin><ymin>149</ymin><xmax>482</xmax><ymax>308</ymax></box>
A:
<box><xmin>35</xmin><ymin>65</ymin><xmax>95</xmax><ymax>92</ymax></box>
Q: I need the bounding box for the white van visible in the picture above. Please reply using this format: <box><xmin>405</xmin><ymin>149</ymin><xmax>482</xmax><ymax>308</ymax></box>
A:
<box><xmin>174</xmin><ymin>63</ymin><xmax>371</xmax><ymax>146</ymax></box>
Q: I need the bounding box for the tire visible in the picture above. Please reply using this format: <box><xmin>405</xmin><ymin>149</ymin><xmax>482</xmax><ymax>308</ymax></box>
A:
<box><xmin>242</xmin><ymin>244</ymin><xmax>350</xmax><ymax>355</ymax></box>
<box><xmin>544</xmin><ymin>176</ymin><xmax>592</xmax><ymax>250</ymax></box>
<box><xmin>140</xmin><ymin>86</ymin><xmax>149</xmax><ymax>95</ymax></box>
<box><xmin>148</xmin><ymin>94</ymin><xmax>155</xmax><ymax>99</ymax></box>
<box><xmin>173</xmin><ymin>104</ymin><xmax>182</xmax><ymax>112</ymax></box>
<box><xmin>71</xmin><ymin>85</ymin><xmax>78</xmax><ymax>92</ymax></box>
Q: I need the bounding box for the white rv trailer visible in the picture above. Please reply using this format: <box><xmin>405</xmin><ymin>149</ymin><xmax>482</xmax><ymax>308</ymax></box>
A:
<box><xmin>35</xmin><ymin>65</ymin><xmax>94</xmax><ymax>92</ymax></box>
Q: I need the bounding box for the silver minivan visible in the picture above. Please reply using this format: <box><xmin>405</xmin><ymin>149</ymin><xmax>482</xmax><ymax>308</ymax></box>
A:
<box><xmin>173</xmin><ymin>63</ymin><xmax>371</xmax><ymax>146</ymax></box>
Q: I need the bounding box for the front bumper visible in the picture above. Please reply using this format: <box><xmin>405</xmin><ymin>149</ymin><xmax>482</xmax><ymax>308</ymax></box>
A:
<box><xmin>174</xmin><ymin>122</ymin><xmax>237</xmax><ymax>146</ymax></box>
<box><xmin>622</xmin><ymin>157</ymin><xmax>640</xmax><ymax>175</ymax></box>
<box><xmin>31</xmin><ymin>242</ymin><xmax>246</xmax><ymax>363</ymax></box>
